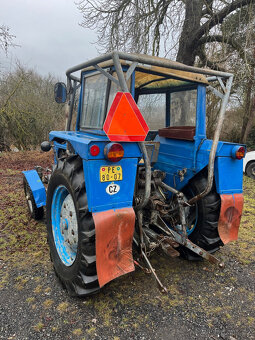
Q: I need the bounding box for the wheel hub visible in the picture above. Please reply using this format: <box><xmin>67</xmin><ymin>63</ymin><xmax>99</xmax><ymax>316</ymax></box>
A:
<box><xmin>51</xmin><ymin>185</ymin><xmax>78</xmax><ymax>266</ymax></box>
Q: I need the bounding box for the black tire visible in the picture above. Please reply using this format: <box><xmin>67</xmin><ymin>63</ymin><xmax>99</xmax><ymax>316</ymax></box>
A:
<box><xmin>246</xmin><ymin>161</ymin><xmax>255</xmax><ymax>179</ymax></box>
<box><xmin>46</xmin><ymin>155</ymin><xmax>100</xmax><ymax>296</ymax></box>
<box><xmin>23</xmin><ymin>177</ymin><xmax>44</xmax><ymax>220</ymax></box>
<box><xmin>182</xmin><ymin>170</ymin><xmax>223</xmax><ymax>258</ymax></box>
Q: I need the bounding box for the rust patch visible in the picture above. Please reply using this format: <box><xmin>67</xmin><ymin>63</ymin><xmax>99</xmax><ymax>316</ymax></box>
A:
<box><xmin>218</xmin><ymin>193</ymin><xmax>244</xmax><ymax>244</ymax></box>
<box><xmin>92</xmin><ymin>207</ymin><xmax>135</xmax><ymax>287</ymax></box>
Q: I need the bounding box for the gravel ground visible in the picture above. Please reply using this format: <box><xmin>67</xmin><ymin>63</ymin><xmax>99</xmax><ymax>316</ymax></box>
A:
<box><xmin>0</xmin><ymin>151</ymin><xmax>255</xmax><ymax>340</ymax></box>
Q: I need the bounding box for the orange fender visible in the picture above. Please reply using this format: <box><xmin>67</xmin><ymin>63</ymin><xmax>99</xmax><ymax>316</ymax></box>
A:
<box><xmin>92</xmin><ymin>207</ymin><xmax>135</xmax><ymax>287</ymax></box>
<box><xmin>218</xmin><ymin>193</ymin><xmax>244</xmax><ymax>244</ymax></box>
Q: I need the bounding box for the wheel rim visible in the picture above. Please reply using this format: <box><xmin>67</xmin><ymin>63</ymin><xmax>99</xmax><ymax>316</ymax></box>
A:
<box><xmin>183</xmin><ymin>189</ymin><xmax>198</xmax><ymax>235</ymax></box>
<box><xmin>51</xmin><ymin>185</ymin><xmax>78</xmax><ymax>266</ymax></box>
<box><xmin>27</xmin><ymin>197</ymin><xmax>33</xmax><ymax>213</ymax></box>
<box><xmin>185</xmin><ymin>203</ymin><xmax>198</xmax><ymax>235</ymax></box>
<box><xmin>24</xmin><ymin>183</ymin><xmax>33</xmax><ymax>214</ymax></box>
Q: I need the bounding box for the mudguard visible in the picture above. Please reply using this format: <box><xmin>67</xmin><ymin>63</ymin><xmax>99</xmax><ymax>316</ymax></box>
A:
<box><xmin>92</xmin><ymin>207</ymin><xmax>135</xmax><ymax>287</ymax></box>
<box><xmin>218</xmin><ymin>193</ymin><xmax>244</xmax><ymax>244</ymax></box>
<box><xmin>22</xmin><ymin>170</ymin><xmax>46</xmax><ymax>208</ymax></box>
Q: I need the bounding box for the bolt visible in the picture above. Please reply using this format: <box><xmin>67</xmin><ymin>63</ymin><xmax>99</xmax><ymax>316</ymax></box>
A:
<box><xmin>219</xmin><ymin>262</ymin><xmax>225</xmax><ymax>269</ymax></box>
<box><xmin>71</xmin><ymin>230</ymin><xmax>74</xmax><ymax>235</ymax></box>
<box><xmin>199</xmin><ymin>251</ymin><xmax>203</xmax><ymax>256</ymax></box>
<box><xmin>69</xmin><ymin>211</ymin><xmax>72</xmax><ymax>217</ymax></box>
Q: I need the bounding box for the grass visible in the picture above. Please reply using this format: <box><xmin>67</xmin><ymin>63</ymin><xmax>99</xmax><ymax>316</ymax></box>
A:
<box><xmin>57</xmin><ymin>302</ymin><xmax>69</xmax><ymax>313</ymax></box>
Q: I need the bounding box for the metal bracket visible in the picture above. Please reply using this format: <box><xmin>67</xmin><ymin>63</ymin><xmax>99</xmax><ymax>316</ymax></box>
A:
<box><xmin>126</xmin><ymin>62</ymin><xmax>138</xmax><ymax>81</ymax></box>
<box><xmin>208</xmin><ymin>85</ymin><xmax>224</xmax><ymax>99</ymax></box>
<box><xmin>94</xmin><ymin>64</ymin><xmax>120</xmax><ymax>86</ymax></box>
<box><xmin>156</xmin><ymin>215</ymin><xmax>224</xmax><ymax>267</ymax></box>
<box><xmin>177</xmin><ymin>168</ymin><xmax>187</xmax><ymax>182</ymax></box>
<box><xmin>133</xmin><ymin>237</ymin><xmax>167</xmax><ymax>293</ymax></box>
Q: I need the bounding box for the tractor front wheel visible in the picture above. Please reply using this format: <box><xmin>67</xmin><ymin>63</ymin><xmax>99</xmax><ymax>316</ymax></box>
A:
<box><xmin>46</xmin><ymin>155</ymin><xmax>99</xmax><ymax>296</ymax></box>
<box><xmin>23</xmin><ymin>177</ymin><xmax>44</xmax><ymax>220</ymax></box>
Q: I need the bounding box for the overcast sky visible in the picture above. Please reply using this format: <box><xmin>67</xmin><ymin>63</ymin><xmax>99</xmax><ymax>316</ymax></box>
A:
<box><xmin>0</xmin><ymin>0</ymin><xmax>98</xmax><ymax>80</ymax></box>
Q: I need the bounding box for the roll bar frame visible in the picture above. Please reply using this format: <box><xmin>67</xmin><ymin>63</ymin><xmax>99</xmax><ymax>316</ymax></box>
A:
<box><xmin>65</xmin><ymin>51</ymin><xmax>234</xmax><ymax>207</ymax></box>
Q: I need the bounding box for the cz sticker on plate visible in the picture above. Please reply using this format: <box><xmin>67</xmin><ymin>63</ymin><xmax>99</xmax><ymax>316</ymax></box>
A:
<box><xmin>100</xmin><ymin>166</ymin><xmax>122</xmax><ymax>182</ymax></box>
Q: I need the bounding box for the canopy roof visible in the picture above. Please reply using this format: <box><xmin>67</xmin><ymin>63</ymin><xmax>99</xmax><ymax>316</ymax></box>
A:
<box><xmin>82</xmin><ymin>55</ymin><xmax>208</xmax><ymax>90</ymax></box>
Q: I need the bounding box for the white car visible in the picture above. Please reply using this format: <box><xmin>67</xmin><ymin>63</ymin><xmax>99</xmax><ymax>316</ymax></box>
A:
<box><xmin>243</xmin><ymin>151</ymin><xmax>255</xmax><ymax>179</ymax></box>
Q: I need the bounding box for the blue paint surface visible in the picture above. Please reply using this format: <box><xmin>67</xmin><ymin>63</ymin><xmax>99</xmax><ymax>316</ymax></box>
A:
<box><xmin>83</xmin><ymin>158</ymin><xmax>138</xmax><ymax>212</ymax></box>
<box><xmin>22</xmin><ymin>170</ymin><xmax>46</xmax><ymax>208</ymax></box>
<box><xmin>49</xmin><ymin>130</ymin><xmax>142</xmax><ymax>161</ymax></box>
<box><xmin>153</xmin><ymin>137</ymin><xmax>245</xmax><ymax>195</ymax></box>
<box><xmin>214</xmin><ymin>157</ymin><xmax>243</xmax><ymax>194</ymax></box>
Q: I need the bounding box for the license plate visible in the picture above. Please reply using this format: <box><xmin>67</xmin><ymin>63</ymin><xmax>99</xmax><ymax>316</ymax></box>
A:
<box><xmin>100</xmin><ymin>166</ymin><xmax>122</xmax><ymax>182</ymax></box>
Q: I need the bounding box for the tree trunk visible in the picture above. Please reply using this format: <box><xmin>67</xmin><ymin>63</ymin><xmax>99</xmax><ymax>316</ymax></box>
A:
<box><xmin>176</xmin><ymin>0</ymin><xmax>203</xmax><ymax>65</ymax></box>
<box><xmin>242</xmin><ymin>95</ymin><xmax>255</xmax><ymax>143</ymax></box>
<box><xmin>240</xmin><ymin>49</ymin><xmax>255</xmax><ymax>143</ymax></box>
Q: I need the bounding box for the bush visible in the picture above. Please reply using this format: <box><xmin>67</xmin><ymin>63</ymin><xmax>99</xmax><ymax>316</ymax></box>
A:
<box><xmin>0</xmin><ymin>66</ymin><xmax>65</xmax><ymax>150</ymax></box>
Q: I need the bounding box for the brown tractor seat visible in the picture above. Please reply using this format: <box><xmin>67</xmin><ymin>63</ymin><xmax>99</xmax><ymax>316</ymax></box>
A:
<box><xmin>158</xmin><ymin>126</ymin><xmax>195</xmax><ymax>141</ymax></box>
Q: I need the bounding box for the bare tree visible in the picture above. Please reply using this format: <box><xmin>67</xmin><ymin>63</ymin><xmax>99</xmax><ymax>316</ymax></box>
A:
<box><xmin>0</xmin><ymin>25</ymin><xmax>16</xmax><ymax>54</ymax></box>
<box><xmin>76</xmin><ymin>0</ymin><xmax>255</xmax><ymax>65</ymax></box>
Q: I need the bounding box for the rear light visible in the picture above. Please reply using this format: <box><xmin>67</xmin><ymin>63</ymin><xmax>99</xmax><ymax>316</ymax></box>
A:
<box><xmin>90</xmin><ymin>144</ymin><xmax>100</xmax><ymax>156</ymax></box>
<box><xmin>104</xmin><ymin>143</ymin><xmax>124</xmax><ymax>162</ymax></box>
<box><xmin>231</xmin><ymin>146</ymin><xmax>246</xmax><ymax>160</ymax></box>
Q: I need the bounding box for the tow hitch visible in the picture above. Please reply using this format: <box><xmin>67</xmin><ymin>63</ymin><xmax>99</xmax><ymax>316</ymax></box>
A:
<box><xmin>135</xmin><ymin>213</ymin><xmax>224</xmax><ymax>294</ymax></box>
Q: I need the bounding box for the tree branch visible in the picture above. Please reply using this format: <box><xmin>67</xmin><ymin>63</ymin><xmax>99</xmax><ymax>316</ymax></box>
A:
<box><xmin>196</xmin><ymin>0</ymin><xmax>255</xmax><ymax>41</ymax></box>
<box><xmin>197</xmin><ymin>34</ymin><xmax>255</xmax><ymax>66</ymax></box>
<box><xmin>197</xmin><ymin>45</ymin><xmax>227</xmax><ymax>72</ymax></box>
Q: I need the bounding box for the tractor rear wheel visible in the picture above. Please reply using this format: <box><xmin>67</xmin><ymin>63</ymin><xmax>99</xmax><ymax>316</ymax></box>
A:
<box><xmin>46</xmin><ymin>155</ymin><xmax>99</xmax><ymax>296</ymax></box>
<box><xmin>182</xmin><ymin>170</ymin><xmax>223</xmax><ymax>258</ymax></box>
<box><xmin>23</xmin><ymin>177</ymin><xmax>44</xmax><ymax>220</ymax></box>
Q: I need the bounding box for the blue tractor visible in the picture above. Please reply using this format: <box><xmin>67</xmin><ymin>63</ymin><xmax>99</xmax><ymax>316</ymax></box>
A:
<box><xmin>23</xmin><ymin>52</ymin><xmax>245</xmax><ymax>295</ymax></box>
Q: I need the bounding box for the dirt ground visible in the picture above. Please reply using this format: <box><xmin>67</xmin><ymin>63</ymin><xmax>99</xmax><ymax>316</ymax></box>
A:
<box><xmin>0</xmin><ymin>151</ymin><xmax>255</xmax><ymax>340</ymax></box>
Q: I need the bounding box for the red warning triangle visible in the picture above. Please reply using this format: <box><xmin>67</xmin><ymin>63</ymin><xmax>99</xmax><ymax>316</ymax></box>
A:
<box><xmin>103</xmin><ymin>92</ymin><xmax>149</xmax><ymax>142</ymax></box>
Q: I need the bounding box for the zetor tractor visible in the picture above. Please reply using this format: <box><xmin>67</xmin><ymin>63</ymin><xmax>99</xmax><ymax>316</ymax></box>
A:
<box><xmin>23</xmin><ymin>51</ymin><xmax>246</xmax><ymax>296</ymax></box>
